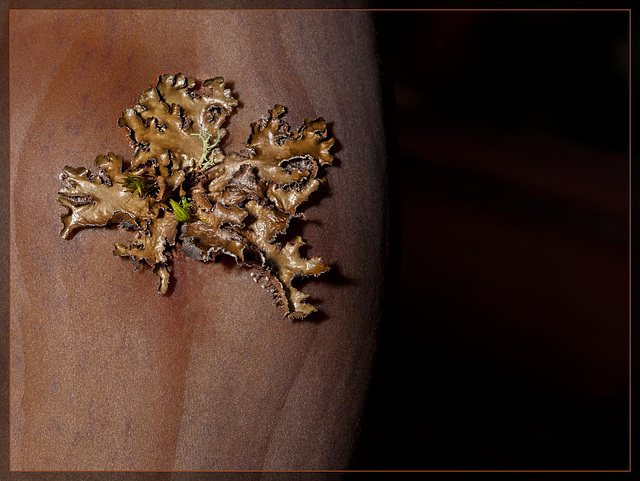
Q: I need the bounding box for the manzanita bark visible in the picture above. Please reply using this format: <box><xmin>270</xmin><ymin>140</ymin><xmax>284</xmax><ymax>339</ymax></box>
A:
<box><xmin>57</xmin><ymin>73</ymin><xmax>334</xmax><ymax>319</ymax></box>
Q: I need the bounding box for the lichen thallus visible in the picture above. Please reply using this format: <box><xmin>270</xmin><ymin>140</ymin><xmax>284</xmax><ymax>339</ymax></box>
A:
<box><xmin>121</xmin><ymin>124</ymin><xmax>218</xmax><ymax>221</ymax></box>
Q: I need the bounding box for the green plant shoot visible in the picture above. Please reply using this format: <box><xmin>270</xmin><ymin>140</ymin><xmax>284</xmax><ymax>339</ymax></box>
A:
<box><xmin>169</xmin><ymin>196</ymin><xmax>192</xmax><ymax>222</ymax></box>
<box><xmin>120</xmin><ymin>173</ymin><xmax>155</xmax><ymax>197</ymax></box>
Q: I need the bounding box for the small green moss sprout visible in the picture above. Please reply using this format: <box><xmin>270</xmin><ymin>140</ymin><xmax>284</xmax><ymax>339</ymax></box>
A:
<box><xmin>120</xmin><ymin>173</ymin><xmax>156</xmax><ymax>197</ymax></box>
<box><xmin>169</xmin><ymin>196</ymin><xmax>192</xmax><ymax>222</ymax></box>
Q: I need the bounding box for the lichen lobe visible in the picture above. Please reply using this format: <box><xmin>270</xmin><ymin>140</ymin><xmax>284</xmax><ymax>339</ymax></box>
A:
<box><xmin>57</xmin><ymin>73</ymin><xmax>335</xmax><ymax>319</ymax></box>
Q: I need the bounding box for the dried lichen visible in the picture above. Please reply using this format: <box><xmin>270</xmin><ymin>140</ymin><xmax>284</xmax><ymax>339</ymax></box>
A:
<box><xmin>57</xmin><ymin>73</ymin><xmax>334</xmax><ymax>319</ymax></box>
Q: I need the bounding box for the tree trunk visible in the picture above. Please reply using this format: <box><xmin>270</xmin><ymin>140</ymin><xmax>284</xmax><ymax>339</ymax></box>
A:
<box><xmin>9</xmin><ymin>9</ymin><xmax>385</xmax><ymax>471</ymax></box>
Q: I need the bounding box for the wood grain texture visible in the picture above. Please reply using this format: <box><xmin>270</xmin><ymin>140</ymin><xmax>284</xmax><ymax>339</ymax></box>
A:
<box><xmin>9</xmin><ymin>10</ymin><xmax>385</xmax><ymax>471</ymax></box>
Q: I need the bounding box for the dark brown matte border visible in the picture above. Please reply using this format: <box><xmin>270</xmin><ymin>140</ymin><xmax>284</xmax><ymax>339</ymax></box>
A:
<box><xmin>2</xmin><ymin>6</ymin><xmax>632</xmax><ymax>477</ymax></box>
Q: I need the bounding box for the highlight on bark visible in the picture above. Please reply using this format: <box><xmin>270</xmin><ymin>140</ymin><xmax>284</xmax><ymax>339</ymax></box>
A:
<box><xmin>57</xmin><ymin>73</ymin><xmax>335</xmax><ymax>319</ymax></box>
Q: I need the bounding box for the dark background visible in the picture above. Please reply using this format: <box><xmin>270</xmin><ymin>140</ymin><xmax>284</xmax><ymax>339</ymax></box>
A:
<box><xmin>349</xmin><ymin>10</ymin><xmax>631</xmax><ymax>470</ymax></box>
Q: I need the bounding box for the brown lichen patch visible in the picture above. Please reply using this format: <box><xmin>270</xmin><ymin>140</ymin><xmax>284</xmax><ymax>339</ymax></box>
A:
<box><xmin>180</xmin><ymin>192</ymin><xmax>248</xmax><ymax>262</ymax></box>
<box><xmin>240</xmin><ymin>201</ymin><xmax>330</xmax><ymax>319</ymax></box>
<box><xmin>118</xmin><ymin>73</ymin><xmax>237</xmax><ymax>174</ymax></box>
<box><xmin>57</xmin><ymin>73</ymin><xmax>334</xmax><ymax>319</ymax></box>
<box><xmin>113</xmin><ymin>205</ymin><xmax>179</xmax><ymax>294</ymax></box>
<box><xmin>58</xmin><ymin>153</ymin><xmax>155</xmax><ymax>239</ymax></box>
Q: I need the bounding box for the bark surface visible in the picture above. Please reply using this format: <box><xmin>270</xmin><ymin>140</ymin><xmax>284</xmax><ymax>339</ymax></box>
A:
<box><xmin>9</xmin><ymin>10</ymin><xmax>385</xmax><ymax>471</ymax></box>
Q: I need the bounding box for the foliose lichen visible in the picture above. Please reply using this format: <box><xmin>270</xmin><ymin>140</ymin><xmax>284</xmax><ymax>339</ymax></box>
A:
<box><xmin>57</xmin><ymin>73</ymin><xmax>334</xmax><ymax>319</ymax></box>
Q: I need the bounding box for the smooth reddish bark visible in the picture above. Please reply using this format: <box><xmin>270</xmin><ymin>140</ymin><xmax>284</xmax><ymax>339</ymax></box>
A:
<box><xmin>10</xmin><ymin>10</ymin><xmax>385</xmax><ymax>471</ymax></box>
